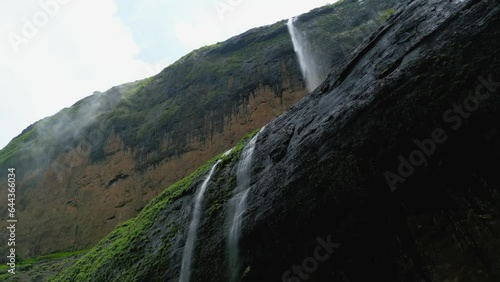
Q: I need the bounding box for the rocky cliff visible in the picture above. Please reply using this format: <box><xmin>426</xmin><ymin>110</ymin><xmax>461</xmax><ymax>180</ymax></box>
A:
<box><xmin>49</xmin><ymin>0</ymin><xmax>500</xmax><ymax>281</ymax></box>
<box><xmin>0</xmin><ymin>0</ymin><xmax>404</xmax><ymax>260</ymax></box>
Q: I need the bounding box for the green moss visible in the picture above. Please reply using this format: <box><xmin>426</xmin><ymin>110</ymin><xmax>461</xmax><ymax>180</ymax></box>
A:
<box><xmin>378</xmin><ymin>8</ymin><xmax>396</xmax><ymax>24</ymax></box>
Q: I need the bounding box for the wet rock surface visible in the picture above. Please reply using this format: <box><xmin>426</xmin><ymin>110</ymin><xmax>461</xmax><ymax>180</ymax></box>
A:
<box><xmin>240</xmin><ymin>0</ymin><xmax>500</xmax><ymax>281</ymax></box>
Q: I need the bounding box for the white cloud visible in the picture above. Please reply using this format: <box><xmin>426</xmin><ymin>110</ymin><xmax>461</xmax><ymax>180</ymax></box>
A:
<box><xmin>0</xmin><ymin>0</ymin><xmax>159</xmax><ymax>149</ymax></box>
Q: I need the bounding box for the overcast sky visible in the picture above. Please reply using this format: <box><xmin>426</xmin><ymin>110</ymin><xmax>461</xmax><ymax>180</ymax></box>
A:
<box><xmin>0</xmin><ymin>0</ymin><xmax>335</xmax><ymax>149</ymax></box>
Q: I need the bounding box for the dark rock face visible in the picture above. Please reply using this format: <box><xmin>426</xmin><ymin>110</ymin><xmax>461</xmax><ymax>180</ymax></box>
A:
<box><xmin>51</xmin><ymin>0</ymin><xmax>500</xmax><ymax>281</ymax></box>
<box><xmin>240</xmin><ymin>0</ymin><xmax>500</xmax><ymax>280</ymax></box>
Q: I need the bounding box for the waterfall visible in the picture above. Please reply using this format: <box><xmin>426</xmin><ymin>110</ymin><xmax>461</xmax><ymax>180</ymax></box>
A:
<box><xmin>179</xmin><ymin>153</ymin><xmax>227</xmax><ymax>282</ymax></box>
<box><xmin>227</xmin><ymin>127</ymin><xmax>265</xmax><ymax>282</ymax></box>
<box><xmin>287</xmin><ymin>17</ymin><xmax>323</xmax><ymax>92</ymax></box>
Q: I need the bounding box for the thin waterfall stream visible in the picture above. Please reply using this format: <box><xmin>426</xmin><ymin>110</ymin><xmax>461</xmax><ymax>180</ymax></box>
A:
<box><xmin>179</xmin><ymin>149</ymin><xmax>232</xmax><ymax>282</ymax></box>
<box><xmin>287</xmin><ymin>17</ymin><xmax>323</xmax><ymax>92</ymax></box>
<box><xmin>227</xmin><ymin>127</ymin><xmax>265</xmax><ymax>282</ymax></box>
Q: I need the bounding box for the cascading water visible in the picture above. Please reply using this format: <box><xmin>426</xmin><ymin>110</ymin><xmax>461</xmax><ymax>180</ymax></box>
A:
<box><xmin>287</xmin><ymin>17</ymin><xmax>323</xmax><ymax>92</ymax></box>
<box><xmin>179</xmin><ymin>149</ymin><xmax>232</xmax><ymax>282</ymax></box>
<box><xmin>227</xmin><ymin>127</ymin><xmax>265</xmax><ymax>282</ymax></box>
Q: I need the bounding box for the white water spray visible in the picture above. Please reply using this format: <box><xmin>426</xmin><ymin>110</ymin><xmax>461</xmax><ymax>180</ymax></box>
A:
<box><xmin>287</xmin><ymin>17</ymin><xmax>323</xmax><ymax>92</ymax></box>
<box><xmin>227</xmin><ymin>127</ymin><xmax>265</xmax><ymax>282</ymax></box>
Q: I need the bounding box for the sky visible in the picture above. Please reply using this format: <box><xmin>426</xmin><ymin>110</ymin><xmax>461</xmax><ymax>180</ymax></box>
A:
<box><xmin>0</xmin><ymin>0</ymin><xmax>335</xmax><ymax>150</ymax></box>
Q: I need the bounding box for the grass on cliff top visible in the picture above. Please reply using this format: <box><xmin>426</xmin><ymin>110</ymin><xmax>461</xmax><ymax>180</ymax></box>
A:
<box><xmin>49</xmin><ymin>130</ymin><xmax>259</xmax><ymax>282</ymax></box>
<box><xmin>0</xmin><ymin>125</ymin><xmax>37</xmax><ymax>166</ymax></box>
<box><xmin>122</xmin><ymin>77</ymin><xmax>155</xmax><ymax>100</ymax></box>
